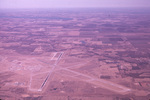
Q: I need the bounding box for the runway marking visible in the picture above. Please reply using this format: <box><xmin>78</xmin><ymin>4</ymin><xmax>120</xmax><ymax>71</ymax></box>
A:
<box><xmin>50</xmin><ymin>52</ymin><xmax>57</xmax><ymax>60</ymax></box>
<box><xmin>55</xmin><ymin>68</ymin><xmax>132</xmax><ymax>94</ymax></box>
<box><xmin>28</xmin><ymin>52</ymin><xmax>132</xmax><ymax>95</ymax></box>
<box><xmin>38</xmin><ymin>52</ymin><xmax>63</xmax><ymax>91</ymax></box>
<box><xmin>29</xmin><ymin>73</ymin><xmax>33</xmax><ymax>90</ymax></box>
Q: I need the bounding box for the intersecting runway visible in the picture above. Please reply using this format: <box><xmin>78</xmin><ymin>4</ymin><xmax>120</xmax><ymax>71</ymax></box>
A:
<box><xmin>28</xmin><ymin>52</ymin><xmax>133</xmax><ymax>95</ymax></box>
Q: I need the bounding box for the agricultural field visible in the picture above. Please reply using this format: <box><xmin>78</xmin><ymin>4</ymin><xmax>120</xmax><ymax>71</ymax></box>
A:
<box><xmin>0</xmin><ymin>8</ymin><xmax>150</xmax><ymax>100</ymax></box>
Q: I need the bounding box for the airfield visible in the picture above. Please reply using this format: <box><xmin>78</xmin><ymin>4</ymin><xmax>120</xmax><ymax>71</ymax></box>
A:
<box><xmin>0</xmin><ymin>8</ymin><xmax>150</xmax><ymax>100</ymax></box>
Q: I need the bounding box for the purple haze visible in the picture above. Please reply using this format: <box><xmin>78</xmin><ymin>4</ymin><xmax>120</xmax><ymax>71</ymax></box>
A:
<box><xmin>0</xmin><ymin>0</ymin><xmax>150</xmax><ymax>9</ymax></box>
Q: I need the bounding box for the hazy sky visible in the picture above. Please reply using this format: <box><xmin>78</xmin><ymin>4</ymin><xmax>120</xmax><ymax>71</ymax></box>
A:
<box><xmin>0</xmin><ymin>0</ymin><xmax>150</xmax><ymax>9</ymax></box>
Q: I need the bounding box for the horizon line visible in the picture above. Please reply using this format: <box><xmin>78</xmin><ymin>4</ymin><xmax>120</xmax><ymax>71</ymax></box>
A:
<box><xmin>0</xmin><ymin>6</ymin><xmax>150</xmax><ymax>9</ymax></box>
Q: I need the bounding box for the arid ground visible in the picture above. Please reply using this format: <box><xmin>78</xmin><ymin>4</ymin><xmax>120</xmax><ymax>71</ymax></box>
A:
<box><xmin>0</xmin><ymin>8</ymin><xmax>150</xmax><ymax>100</ymax></box>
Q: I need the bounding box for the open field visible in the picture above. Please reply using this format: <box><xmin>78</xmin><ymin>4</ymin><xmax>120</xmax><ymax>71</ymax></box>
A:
<box><xmin>0</xmin><ymin>8</ymin><xmax>150</xmax><ymax>100</ymax></box>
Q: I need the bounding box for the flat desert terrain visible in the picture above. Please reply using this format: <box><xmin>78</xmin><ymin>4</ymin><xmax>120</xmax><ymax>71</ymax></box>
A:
<box><xmin>0</xmin><ymin>8</ymin><xmax>150</xmax><ymax>100</ymax></box>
